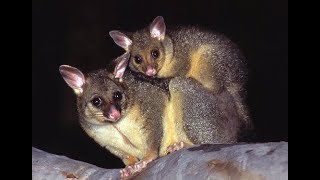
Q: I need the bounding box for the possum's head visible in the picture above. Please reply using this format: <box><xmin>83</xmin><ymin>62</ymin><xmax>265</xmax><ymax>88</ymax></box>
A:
<box><xmin>59</xmin><ymin>65</ymin><xmax>127</xmax><ymax>125</ymax></box>
<box><xmin>110</xmin><ymin>16</ymin><xmax>167</xmax><ymax>78</ymax></box>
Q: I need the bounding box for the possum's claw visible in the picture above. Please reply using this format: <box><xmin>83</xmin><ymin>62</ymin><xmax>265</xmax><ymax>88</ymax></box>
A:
<box><xmin>166</xmin><ymin>141</ymin><xmax>186</xmax><ymax>154</ymax></box>
<box><xmin>120</xmin><ymin>159</ymin><xmax>153</xmax><ymax>179</ymax></box>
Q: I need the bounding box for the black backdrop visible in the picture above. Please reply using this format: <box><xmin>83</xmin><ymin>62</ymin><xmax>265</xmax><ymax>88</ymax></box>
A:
<box><xmin>32</xmin><ymin>0</ymin><xmax>288</xmax><ymax>168</ymax></box>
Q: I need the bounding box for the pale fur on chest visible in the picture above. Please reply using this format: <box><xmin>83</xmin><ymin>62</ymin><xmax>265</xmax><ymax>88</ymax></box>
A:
<box><xmin>82</xmin><ymin>105</ymin><xmax>148</xmax><ymax>160</ymax></box>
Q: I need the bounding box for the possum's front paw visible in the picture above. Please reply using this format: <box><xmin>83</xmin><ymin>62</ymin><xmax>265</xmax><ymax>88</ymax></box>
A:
<box><xmin>166</xmin><ymin>141</ymin><xmax>186</xmax><ymax>154</ymax></box>
<box><xmin>120</xmin><ymin>159</ymin><xmax>153</xmax><ymax>179</ymax></box>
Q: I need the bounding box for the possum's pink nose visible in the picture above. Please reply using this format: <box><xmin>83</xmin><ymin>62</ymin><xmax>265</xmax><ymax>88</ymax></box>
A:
<box><xmin>108</xmin><ymin>105</ymin><xmax>120</xmax><ymax>122</ymax></box>
<box><xmin>146</xmin><ymin>66</ymin><xmax>157</xmax><ymax>76</ymax></box>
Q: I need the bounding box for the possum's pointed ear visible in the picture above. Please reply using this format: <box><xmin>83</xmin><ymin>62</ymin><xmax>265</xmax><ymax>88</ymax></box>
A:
<box><xmin>109</xmin><ymin>30</ymin><xmax>132</xmax><ymax>51</ymax></box>
<box><xmin>59</xmin><ymin>65</ymin><xmax>85</xmax><ymax>96</ymax></box>
<box><xmin>113</xmin><ymin>52</ymin><xmax>130</xmax><ymax>81</ymax></box>
<box><xmin>150</xmin><ymin>16</ymin><xmax>166</xmax><ymax>41</ymax></box>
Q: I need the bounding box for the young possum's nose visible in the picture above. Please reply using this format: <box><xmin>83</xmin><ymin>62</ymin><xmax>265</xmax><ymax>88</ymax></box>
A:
<box><xmin>146</xmin><ymin>65</ymin><xmax>157</xmax><ymax>76</ymax></box>
<box><xmin>107</xmin><ymin>105</ymin><xmax>121</xmax><ymax>122</ymax></box>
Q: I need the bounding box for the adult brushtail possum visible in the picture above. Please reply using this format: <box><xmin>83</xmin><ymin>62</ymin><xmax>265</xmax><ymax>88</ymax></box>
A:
<box><xmin>109</xmin><ymin>16</ymin><xmax>251</xmax><ymax>132</ymax></box>
<box><xmin>59</xmin><ymin>53</ymin><xmax>168</xmax><ymax>179</ymax></box>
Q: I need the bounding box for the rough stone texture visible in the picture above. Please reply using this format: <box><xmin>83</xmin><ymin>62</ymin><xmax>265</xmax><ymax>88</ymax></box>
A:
<box><xmin>32</xmin><ymin>148</ymin><xmax>119</xmax><ymax>179</ymax></box>
<box><xmin>32</xmin><ymin>142</ymin><xmax>288</xmax><ymax>180</ymax></box>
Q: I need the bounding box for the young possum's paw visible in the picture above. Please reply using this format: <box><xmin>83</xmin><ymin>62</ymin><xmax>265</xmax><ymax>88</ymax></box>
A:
<box><xmin>120</xmin><ymin>159</ymin><xmax>153</xmax><ymax>179</ymax></box>
<box><xmin>166</xmin><ymin>141</ymin><xmax>186</xmax><ymax>154</ymax></box>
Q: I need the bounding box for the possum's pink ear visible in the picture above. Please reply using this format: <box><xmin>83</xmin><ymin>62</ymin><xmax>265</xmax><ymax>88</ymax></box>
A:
<box><xmin>109</xmin><ymin>30</ymin><xmax>132</xmax><ymax>51</ymax></box>
<box><xmin>113</xmin><ymin>52</ymin><xmax>130</xmax><ymax>81</ymax></box>
<box><xmin>150</xmin><ymin>16</ymin><xmax>166</xmax><ymax>41</ymax></box>
<box><xmin>59</xmin><ymin>65</ymin><xmax>85</xmax><ymax>95</ymax></box>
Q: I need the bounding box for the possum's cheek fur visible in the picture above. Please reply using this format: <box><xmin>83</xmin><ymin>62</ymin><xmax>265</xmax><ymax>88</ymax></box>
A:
<box><xmin>129</xmin><ymin>59</ymin><xmax>145</xmax><ymax>75</ymax></box>
<box><xmin>154</xmin><ymin>57</ymin><xmax>165</xmax><ymax>74</ymax></box>
<box><xmin>84</xmin><ymin>103</ymin><xmax>108</xmax><ymax>125</ymax></box>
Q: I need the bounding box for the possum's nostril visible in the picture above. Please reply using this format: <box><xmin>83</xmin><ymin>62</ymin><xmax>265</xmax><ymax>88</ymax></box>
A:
<box><xmin>105</xmin><ymin>105</ymin><xmax>121</xmax><ymax>122</ymax></box>
<box><xmin>146</xmin><ymin>66</ymin><xmax>157</xmax><ymax>76</ymax></box>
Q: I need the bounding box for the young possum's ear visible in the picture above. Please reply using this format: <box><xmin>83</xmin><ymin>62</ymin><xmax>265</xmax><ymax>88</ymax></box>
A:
<box><xmin>59</xmin><ymin>65</ymin><xmax>85</xmax><ymax>96</ymax></box>
<box><xmin>109</xmin><ymin>30</ymin><xmax>132</xmax><ymax>51</ymax></box>
<box><xmin>150</xmin><ymin>16</ymin><xmax>166</xmax><ymax>41</ymax></box>
<box><xmin>113</xmin><ymin>52</ymin><xmax>130</xmax><ymax>81</ymax></box>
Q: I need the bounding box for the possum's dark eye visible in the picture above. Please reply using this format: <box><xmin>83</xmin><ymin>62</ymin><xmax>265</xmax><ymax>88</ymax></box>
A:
<box><xmin>151</xmin><ymin>49</ymin><xmax>159</xmax><ymax>59</ymax></box>
<box><xmin>113</xmin><ymin>91</ymin><xmax>123</xmax><ymax>101</ymax></box>
<box><xmin>91</xmin><ymin>97</ymin><xmax>103</xmax><ymax>107</ymax></box>
<box><xmin>134</xmin><ymin>55</ymin><xmax>143</xmax><ymax>64</ymax></box>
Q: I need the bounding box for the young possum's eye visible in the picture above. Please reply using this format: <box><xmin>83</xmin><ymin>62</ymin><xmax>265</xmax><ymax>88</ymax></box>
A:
<box><xmin>134</xmin><ymin>55</ymin><xmax>143</xmax><ymax>64</ymax></box>
<box><xmin>151</xmin><ymin>49</ymin><xmax>160</xmax><ymax>59</ymax></box>
<box><xmin>113</xmin><ymin>91</ymin><xmax>123</xmax><ymax>101</ymax></box>
<box><xmin>91</xmin><ymin>97</ymin><xmax>103</xmax><ymax>107</ymax></box>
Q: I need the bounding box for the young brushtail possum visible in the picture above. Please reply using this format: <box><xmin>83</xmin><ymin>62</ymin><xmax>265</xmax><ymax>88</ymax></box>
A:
<box><xmin>59</xmin><ymin>53</ymin><xmax>168</xmax><ymax>178</ymax></box>
<box><xmin>109</xmin><ymin>16</ymin><xmax>251</xmax><ymax>131</ymax></box>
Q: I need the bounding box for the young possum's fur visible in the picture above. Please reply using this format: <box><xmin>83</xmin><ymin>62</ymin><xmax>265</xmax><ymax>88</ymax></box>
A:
<box><xmin>59</xmin><ymin>55</ymin><xmax>167</xmax><ymax>168</ymax></box>
<box><xmin>109</xmin><ymin>16</ymin><xmax>251</xmax><ymax>134</ymax></box>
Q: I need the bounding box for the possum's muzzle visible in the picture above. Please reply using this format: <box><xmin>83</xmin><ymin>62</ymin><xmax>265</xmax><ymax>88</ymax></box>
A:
<box><xmin>104</xmin><ymin>104</ymin><xmax>121</xmax><ymax>122</ymax></box>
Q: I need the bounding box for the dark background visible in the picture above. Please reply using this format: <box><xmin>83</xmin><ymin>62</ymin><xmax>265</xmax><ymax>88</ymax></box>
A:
<box><xmin>32</xmin><ymin>0</ymin><xmax>288</xmax><ymax>168</ymax></box>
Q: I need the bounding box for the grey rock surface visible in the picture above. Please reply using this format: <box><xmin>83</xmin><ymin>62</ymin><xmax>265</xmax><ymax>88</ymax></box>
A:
<box><xmin>32</xmin><ymin>147</ymin><xmax>120</xmax><ymax>180</ymax></box>
<box><xmin>32</xmin><ymin>142</ymin><xmax>288</xmax><ymax>180</ymax></box>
